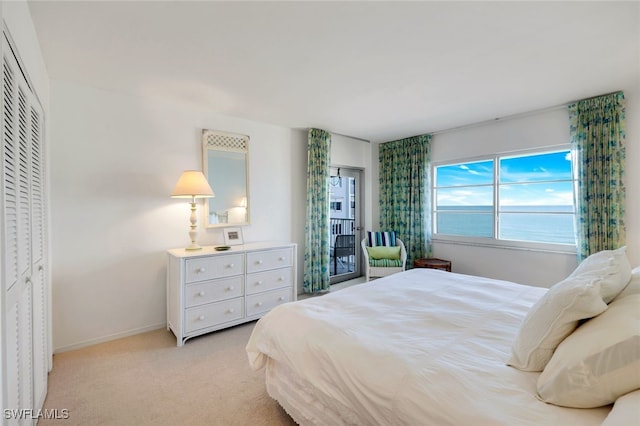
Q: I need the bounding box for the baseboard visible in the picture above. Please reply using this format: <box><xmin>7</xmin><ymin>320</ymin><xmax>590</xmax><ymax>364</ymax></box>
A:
<box><xmin>53</xmin><ymin>323</ymin><xmax>167</xmax><ymax>354</ymax></box>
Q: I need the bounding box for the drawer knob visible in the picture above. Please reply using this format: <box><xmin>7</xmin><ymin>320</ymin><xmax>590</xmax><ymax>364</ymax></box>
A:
<box><xmin>278</xmin><ymin>296</ymin><xmax>284</xmax><ymax>301</ymax></box>
<box><xmin>198</xmin><ymin>291</ymin><xmax>206</xmax><ymax>297</ymax></box>
<box><xmin>197</xmin><ymin>268</ymin><xmax>205</xmax><ymax>273</ymax></box>
<box><xmin>228</xmin><ymin>308</ymin><xmax>234</xmax><ymax>313</ymax></box>
<box><xmin>257</xmin><ymin>260</ymin><xmax>263</xmax><ymax>264</ymax></box>
<box><xmin>278</xmin><ymin>276</ymin><xmax>284</xmax><ymax>281</ymax></box>
<box><xmin>257</xmin><ymin>302</ymin><xmax>263</xmax><ymax>307</ymax></box>
<box><xmin>278</xmin><ymin>256</ymin><xmax>285</xmax><ymax>261</ymax></box>
<box><xmin>227</xmin><ymin>285</ymin><xmax>234</xmax><ymax>291</ymax></box>
<box><xmin>256</xmin><ymin>281</ymin><xmax>263</xmax><ymax>286</ymax></box>
<box><xmin>227</xmin><ymin>263</ymin><xmax>234</xmax><ymax>268</ymax></box>
<box><xmin>198</xmin><ymin>315</ymin><xmax>205</xmax><ymax>321</ymax></box>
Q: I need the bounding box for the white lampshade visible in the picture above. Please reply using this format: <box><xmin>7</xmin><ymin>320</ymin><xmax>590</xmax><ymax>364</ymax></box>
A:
<box><xmin>171</xmin><ymin>170</ymin><xmax>215</xmax><ymax>198</ymax></box>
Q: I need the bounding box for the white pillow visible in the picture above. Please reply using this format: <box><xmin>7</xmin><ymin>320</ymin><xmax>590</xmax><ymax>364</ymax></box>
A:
<box><xmin>537</xmin><ymin>294</ymin><xmax>640</xmax><ymax>408</ymax></box>
<box><xmin>569</xmin><ymin>246</ymin><xmax>631</xmax><ymax>303</ymax></box>
<box><xmin>508</xmin><ymin>274</ymin><xmax>608</xmax><ymax>372</ymax></box>
<box><xmin>602</xmin><ymin>390</ymin><xmax>640</xmax><ymax>426</ymax></box>
<box><xmin>612</xmin><ymin>266</ymin><xmax>640</xmax><ymax>301</ymax></box>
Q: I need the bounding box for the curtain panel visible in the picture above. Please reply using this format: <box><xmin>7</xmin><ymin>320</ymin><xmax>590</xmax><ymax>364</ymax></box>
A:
<box><xmin>303</xmin><ymin>129</ymin><xmax>332</xmax><ymax>293</ymax></box>
<box><xmin>378</xmin><ymin>134</ymin><xmax>432</xmax><ymax>267</ymax></box>
<box><xmin>569</xmin><ymin>91</ymin><xmax>626</xmax><ymax>260</ymax></box>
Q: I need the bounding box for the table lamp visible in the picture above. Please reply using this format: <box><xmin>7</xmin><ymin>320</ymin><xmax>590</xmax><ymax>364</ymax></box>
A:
<box><xmin>171</xmin><ymin>170</ymin><xmax>214</xmax><ymax>250</ymax></box>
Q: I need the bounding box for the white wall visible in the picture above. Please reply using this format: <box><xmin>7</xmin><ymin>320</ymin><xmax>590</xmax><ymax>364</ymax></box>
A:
<box><xmin>431</xmin><ymin>109</ymin><xmax>577</xmax><ymax>287</ymax></box>
<box><xmin>331</xmin><ymin>134</ymin><xmax>373</xmax><ymax>234</ymax></box>
<box><xmin>49</xmin><ymin>81</ymin><xmax>304</xmax><ymax>351</ymax></box>
<box><xmin>49</xmin><ymin>82</ymin><xmax>373</xmax><ymax>351</ymax></box>
<box><xmin>372</xmin><ymin>89</ymin><xmax>640</xmax><ymax>288</ymax></box>
<box><xmin>288</xmin><ymin>129</ymin><xmax>308</xmax><ymax>295</ymax></box>
<box><xmin>432</xmin><ymin>93</ymin><xmax>640</xmax><ymax>287</ymax></box>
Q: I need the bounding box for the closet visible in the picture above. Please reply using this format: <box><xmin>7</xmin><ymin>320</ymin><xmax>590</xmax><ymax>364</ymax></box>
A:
<box><xmin>1</xmin><ymin>29</ymin><xmax>49</xmax><ymax>424</ymax></box>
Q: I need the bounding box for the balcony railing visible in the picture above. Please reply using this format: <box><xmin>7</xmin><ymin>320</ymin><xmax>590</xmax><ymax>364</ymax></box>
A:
<box><xmin>330</xmin><ymin>218</ymin><xmax>355</xmax><ymax>237</ymax></box>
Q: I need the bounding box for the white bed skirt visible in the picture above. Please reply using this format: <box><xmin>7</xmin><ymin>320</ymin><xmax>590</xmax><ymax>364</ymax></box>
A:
<box><xmin>266</xmin><ymin>358</ymin><xmax>359</xmax><ymax>425</ymax></box>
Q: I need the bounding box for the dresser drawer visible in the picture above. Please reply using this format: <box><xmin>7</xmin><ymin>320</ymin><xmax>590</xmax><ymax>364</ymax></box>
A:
<box><xmin>185</xmin><ymin>276</ymin><xmax>244</xmax><ymax>308</ymax></box>
<box><xmin>168</xmin><ymin>242</ymin><xmax>297</xmax><ymax>346</ymax></box>
<box><xmin>246</xmin><ymin>287</ymin><xmax>291</xmax><ymax>317</ymax></box>
<box><xmin>246</xmin><ymin>267</ymin><xmax>293</xmax><ymax>295</ymax></box>
<box><xmin>185</xmin><ymin>298</ymin><xmax>244</xmax><ymax>333</ymax></box>
<box><xmin>185</xmin><ymin>254</ymin><xmax>244</xmax><ymax>283</ymax></box>
<box><xmin>246</xmin><ymin>248</ymin><xmax>293</xmax><ymax>273</ymax></box>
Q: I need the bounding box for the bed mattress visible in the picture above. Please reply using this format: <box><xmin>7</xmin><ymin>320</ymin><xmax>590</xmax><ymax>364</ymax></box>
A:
<box><xmin>246</xmin><ymin>268</ymin><xmax>610</xmax><ymax>425</ymax></box>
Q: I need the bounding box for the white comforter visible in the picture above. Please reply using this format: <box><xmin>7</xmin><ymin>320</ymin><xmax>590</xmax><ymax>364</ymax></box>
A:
<box><xmin>246</xmin><ymin>269</ymin><xmax>610</xmax><ymax>425</ymax></box>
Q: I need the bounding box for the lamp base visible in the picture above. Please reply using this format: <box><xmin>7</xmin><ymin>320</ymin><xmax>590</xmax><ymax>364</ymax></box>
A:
<box><xmin>185</xmin><ymin>198</ymin><xmax>203</xmax><ymax>251</ymax></box>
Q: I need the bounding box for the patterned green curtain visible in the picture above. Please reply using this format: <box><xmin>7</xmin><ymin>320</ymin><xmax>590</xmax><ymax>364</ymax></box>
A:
<box><xmin>379</xmin><ymin>134</ymin><xmax>432</xmax><ymax>267</ymax></box>
<box><xmin>303</xmin><ymin>129</ymin><xmax>332</xmax><ymax>293</ymax></box>
<box><xmin>569</xmin><ymin>91</ymin><xmax>626</xmax><ymax>260</ymax></box>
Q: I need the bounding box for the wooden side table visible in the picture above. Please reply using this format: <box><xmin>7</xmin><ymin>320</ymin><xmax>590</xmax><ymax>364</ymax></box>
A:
<box><xmin>413</xmin><ymin>258</ymin><xmax>452</xmax><ymax>272</ymax></box>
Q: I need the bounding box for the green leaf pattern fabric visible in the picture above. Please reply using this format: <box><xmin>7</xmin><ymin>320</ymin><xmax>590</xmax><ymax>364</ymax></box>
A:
<box><xmin>303</xmin><ymin>129</ymin><xmax>332</xmax><ymax>293</ymax></box>
<box><xmin>379</xmin><ymin>134</ymin><xmax>432</xmax><ymax>267</ymax></box>
<box><xmin>569</xmin><ymin>91</ymin><xmax>626</xmax><ymax>260</ymax></box>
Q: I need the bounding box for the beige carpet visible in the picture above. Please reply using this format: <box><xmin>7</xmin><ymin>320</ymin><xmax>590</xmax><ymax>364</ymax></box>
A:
<box><xmin>40</xmin><ymin>322</ymin><xmax>297</xmax><ymax>426</ymax></box>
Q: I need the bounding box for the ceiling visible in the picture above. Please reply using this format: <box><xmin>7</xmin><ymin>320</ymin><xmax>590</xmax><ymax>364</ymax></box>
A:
<box><xmin>27</xmin><ymin>1</ymin><xmax>640</xmax><ymax>143</ymax></box>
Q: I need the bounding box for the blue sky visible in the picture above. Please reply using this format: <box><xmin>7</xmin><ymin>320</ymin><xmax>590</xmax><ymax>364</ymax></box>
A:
<box><xmin>436</xmin><ymin>150</ymin><xmax>574</xmax><ymax>207</ymax></box>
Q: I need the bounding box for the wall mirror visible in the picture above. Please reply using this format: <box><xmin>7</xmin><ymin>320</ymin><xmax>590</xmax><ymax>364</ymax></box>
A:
<box><xmin>202</xmin><ymin>129</ymin><xmax>250</xmax><ymax>228</ymax></box>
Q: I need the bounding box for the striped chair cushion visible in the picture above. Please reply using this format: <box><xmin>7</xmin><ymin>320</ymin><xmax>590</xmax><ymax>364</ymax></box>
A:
<box><xmin>369</xmin><ymin>259</ymin><xmax>403</xmax><ymax>267</ymax></box>
<box><xmin>366</xmin><ymin>231</ymin><xmax>397</xmax><ymax>247</ymax></box>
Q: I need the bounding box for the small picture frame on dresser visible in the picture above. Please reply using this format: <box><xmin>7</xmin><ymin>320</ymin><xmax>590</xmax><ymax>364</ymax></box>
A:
<box><xmin>223</xmin><ymin>227</ymin><xmax>244</xmax><ymax>246</ymax></box>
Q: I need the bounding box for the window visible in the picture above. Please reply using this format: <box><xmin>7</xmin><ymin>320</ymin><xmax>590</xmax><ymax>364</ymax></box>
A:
<box><xmin>433</xmin><ymin>149</ymin><xmax>575</xmax><ymax>247</ymax></box>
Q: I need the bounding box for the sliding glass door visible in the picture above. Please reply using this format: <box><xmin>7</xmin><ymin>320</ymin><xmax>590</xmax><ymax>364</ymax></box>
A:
<box><xmin>329</xmin><ymin>167</ymin><xmax>362</xmax><ymax>284</ymax></box>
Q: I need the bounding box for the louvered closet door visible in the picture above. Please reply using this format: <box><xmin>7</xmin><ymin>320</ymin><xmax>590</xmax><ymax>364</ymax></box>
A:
<box><xmin>2</xmin><ymin>30</ymin><xmax>47</xmax><ymax>424</ymax></box>
<box><xmin>29</xmin><ymin>99</ymin><xmax>47</xmax><ymax>411</ymax></box>
<box><xmin>2</xmin><ymin>39</ymin><xmax>19</xmax><ymax>295</ymax></box>
<box><xmin>3</xmin><ymin>48</ymin><xmax>34</xmax><ymax>426</ymax></box>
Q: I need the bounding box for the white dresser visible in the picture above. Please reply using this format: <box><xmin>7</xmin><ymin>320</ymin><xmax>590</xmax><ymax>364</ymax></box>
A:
<box><xmin>167</xmin><ymin>242</ymin><xmax>297</xmax><ymax>346</ymax></box>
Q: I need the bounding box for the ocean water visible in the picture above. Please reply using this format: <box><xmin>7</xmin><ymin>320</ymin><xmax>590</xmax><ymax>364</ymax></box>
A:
<box><xmin>436</xmin><ymin>205</ymin><xmax>575</xmax><ymax>245</ymax></box>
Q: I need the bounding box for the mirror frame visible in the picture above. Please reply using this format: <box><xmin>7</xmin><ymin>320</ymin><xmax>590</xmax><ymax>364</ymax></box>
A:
<box><xmin>202</xmin><ymin>129</ymin><xmax>250</xmax><ymax>228</ymax></box>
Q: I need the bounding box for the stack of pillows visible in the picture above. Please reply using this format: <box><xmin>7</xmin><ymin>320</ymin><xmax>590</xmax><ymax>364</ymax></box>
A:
<box><xmin>508</xmin><ymin>247</ymin><xmax>639</xmax><ymax>423</ymax></box>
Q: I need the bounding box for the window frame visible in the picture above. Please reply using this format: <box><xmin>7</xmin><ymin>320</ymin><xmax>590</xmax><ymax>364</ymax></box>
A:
<box><xmin>431</xmin><ymin>145</ymin><xmax>577</xmax><ymax>254</ymax></box>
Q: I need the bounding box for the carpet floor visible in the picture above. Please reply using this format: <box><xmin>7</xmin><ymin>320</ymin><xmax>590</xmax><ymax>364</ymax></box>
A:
<box><xmin>40</xmin><ymin>322</ymin><xmax>297</xmax><ymax>426</ymax></box>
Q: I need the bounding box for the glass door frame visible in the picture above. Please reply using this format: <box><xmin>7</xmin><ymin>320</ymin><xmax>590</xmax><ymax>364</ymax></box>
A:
<box><xmin>329</xmin><ymin>167</ymin><xmax>363</xmax><ymax>284</ymax></box>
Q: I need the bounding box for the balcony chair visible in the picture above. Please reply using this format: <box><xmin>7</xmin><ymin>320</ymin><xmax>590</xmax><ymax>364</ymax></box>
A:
<box><xmin>333</xmin><ymin>234</ymin><xmax>356</xmax><ymax>275</ymax></box>
<box><xmin>361</xmin><ymin>231</ymin><xmax>407</xmax><ymax>281</ymax></box>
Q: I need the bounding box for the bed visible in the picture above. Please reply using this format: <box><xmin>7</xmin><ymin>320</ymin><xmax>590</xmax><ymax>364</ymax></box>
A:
<box><xmin>246</xmin><ymin>252</ymin><xmax>639</xmax><ymax>425</ymax></box>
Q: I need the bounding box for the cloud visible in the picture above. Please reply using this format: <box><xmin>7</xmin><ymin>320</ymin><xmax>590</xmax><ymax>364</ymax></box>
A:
<box><xmin>437</xmin><ymin>188</ymin><xmax>493</xmax><ymax>206</ymax></box>
<box><xmin>458</xmin><ymin>164</ymin><xmax>483</xmax><ymax>176</ymax></box>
